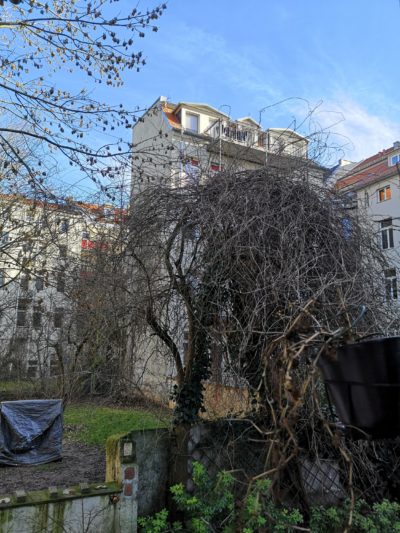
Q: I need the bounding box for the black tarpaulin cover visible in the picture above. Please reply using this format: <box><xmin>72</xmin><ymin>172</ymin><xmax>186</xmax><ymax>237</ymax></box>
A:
<box><xmin>0</xmin><ymin>400</ymin><xmax>63</xmax><ymax>465</ymax></box>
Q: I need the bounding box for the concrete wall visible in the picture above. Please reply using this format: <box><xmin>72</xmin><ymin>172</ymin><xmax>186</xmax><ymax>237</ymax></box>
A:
<box><xmin>0</xmin><ymin>482</ymin><xmax>134</xmax><ymax>533</ymax></box>
<box><xmin>106</xmin><ymin>428</ymin><xmax>170</xmax><ymax>517</ymax></box>
<box><xmin>0</xmin><ymin>428</ymin><xmax>143</xmax><ymax>532</ymax></box>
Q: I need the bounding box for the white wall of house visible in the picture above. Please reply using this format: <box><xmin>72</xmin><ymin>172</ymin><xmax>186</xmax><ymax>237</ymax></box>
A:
<box><xmin>354</xmin><ymin>174</ymin><xmax>400</xmax><ymax>301</ymax></box>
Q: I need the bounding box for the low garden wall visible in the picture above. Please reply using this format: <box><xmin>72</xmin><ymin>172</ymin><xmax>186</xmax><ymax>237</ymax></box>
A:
<box><xmin>0</xmin><ymin>427</ymin><xmax>142</xmax><ymax>533</ymax></box>
<box><xmin>106</xmin><ymin>428</ymin><xmax>170</xmax><ymax>517</ymax></box>
<box><xmin>0</xmin><ymin>422</ymin><xmax>344</xmax><ymax>531</ymax></box>
<box><xmin>0</xmin><ymin>482</ymin><xmax>132</xmax><ymax>533</ymax></box>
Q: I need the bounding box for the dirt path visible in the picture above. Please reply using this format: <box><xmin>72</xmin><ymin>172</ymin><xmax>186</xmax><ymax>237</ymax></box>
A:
<box><xmin>0</xmin><ymin>441</ymin><xmax>105</xmax><ymax>495</ymax></box>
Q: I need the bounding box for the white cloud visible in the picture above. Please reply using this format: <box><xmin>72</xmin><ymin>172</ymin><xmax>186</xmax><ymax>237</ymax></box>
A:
<box><xmin>158</xmin><ymin>22</ymin><xmax>283</xmax><ymax>105</ymax></box>
<box><xmin>143</xmin><ymin>20</ymin><xmax>400</xmax><ymax>166</ymax></box>
<box><xmin>296</xmin><ymin>96</ymin><xmax>400</xmax><ymax>163</ymax></box>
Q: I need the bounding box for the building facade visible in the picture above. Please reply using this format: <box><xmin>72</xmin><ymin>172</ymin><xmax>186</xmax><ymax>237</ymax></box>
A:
<box><xmin>129</xmin><ymin>97</ymin><xmax>327</xmax><ymax>404</ymax></box>
<box><xmin>335</xmin><ymin>142</ymin><xmax>400</xmax><ymax>301</ymax></box>
<box><xmin>0</xmin><ymin>195</ymin><xmax>125</xmax><ymax>383</ymax></box>
<box><xmin>131</xmin><ymin>96</ymin><xmax>325</xmax><ymax>196</ymax></box>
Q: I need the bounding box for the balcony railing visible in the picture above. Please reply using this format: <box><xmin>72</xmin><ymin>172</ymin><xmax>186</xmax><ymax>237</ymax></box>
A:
<box><xmin>205</xmin><ymin>119</ymin><xmax>266</xmax><ymax>150</ymax></box>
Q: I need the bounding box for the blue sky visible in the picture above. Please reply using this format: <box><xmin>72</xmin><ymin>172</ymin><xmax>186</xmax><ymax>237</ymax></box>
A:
<box><xmin>43</xmin><ymin>0</ymin><xmax>400</xmax><ymax>196</ymax></box>
<box><xmin>115</xmin><ymin>0</ymin><xmax>400</xmax><ymax>164</ymax></box>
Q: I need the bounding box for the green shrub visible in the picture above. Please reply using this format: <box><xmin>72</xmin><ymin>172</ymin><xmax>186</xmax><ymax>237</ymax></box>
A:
<box><xmin>139</xmin><ymin>463</ymin><xmax>400</xmax><ymax>532</ymax></box>
<box><xmin>139</xmin><ymin>463</ymin><xmax>302</xmax><ymax>532</ymax></box>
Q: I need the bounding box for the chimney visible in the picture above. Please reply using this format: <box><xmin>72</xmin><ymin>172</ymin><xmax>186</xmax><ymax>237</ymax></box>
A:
<box><xmin>393</xmin><ymin>141</ymin><xmax>400</xmax><ymax>149</ymax></box>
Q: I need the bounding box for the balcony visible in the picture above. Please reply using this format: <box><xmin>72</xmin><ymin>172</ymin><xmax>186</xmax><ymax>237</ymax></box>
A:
<box><xmin>203</xmin><ymin>119</ymin><xmax>309</xmax><ymax>167</ymax></box>
<box><xmin>205</xmin><ymin>119</ymin><xmax>266</xmax><ymax>150</ymax></box>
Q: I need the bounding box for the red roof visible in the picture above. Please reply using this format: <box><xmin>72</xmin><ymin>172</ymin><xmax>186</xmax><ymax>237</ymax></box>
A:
<box><xmin>163</xmin><ymin>103</ymin><xmax>182</xmax><ymax>130</ymax></box>
<box><xmin>336</xmin><ymin>146</ymin><xmax>399</xmax><ymax>191</ymax></box>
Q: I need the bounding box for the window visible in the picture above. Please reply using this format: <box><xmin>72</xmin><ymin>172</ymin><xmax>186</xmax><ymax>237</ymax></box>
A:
<box><xmin>364</xmin><ymin>191</ymin><xmax>369</xmax><ymax>207</ymax></box>
<box><xmin>59</xmin><ymin>245</ymin><xmax>67</xmax><ymax>258</ymax></box>
<box><xmin>56</xmin><ymin>271</ymin><xmax>65</xmax><ymax>293</ymax></box>
<box><xmin>183</xmin><ymin>330</ymin><xmax>189</xmax><ymax>365</ymax></box>
<box><xmin>381</xmin><ymin>218</ymin><xmax>394</xmax><ymax>249</ymax></box>
<box><xmin>211</xmin><ymin>162</ymin><xmax>223</xmax><ymax>172</ymax></box>
<box><xmin>20</xmin><ymin>275</ymin><xmax>29</xmax><ymax>292</ymax></box>
<box><xmin>378</xmin><ymin>185</ymin><xmax>391</xmax><ymax>202</ymax></box>
<box><xmin>385</xmin><ymin>268</ymin><xmax>398</xmax><ymax>300</ymax></box>
<box><xmin>16</xmin><ymin>298</ymin><xmax>30</xmax><ymax>327</ymax></box>
<box><xmin>185</xmin><ymin>159</ymin><xmax>200</xmax><ymax>183</ymax></box>
<box><xmin>207</xmin><ymin>117</ymin><xmax>217</xmax><ymax>134</ymax></box>
<box><xmin>16</xmin><ymin>310</ymin><xmax>26</xmax><ymax>327</ymax></box>
<box><xmin>185</xmin><ymin>113</ymin><xmax>199</xmax><ymax>133</ymax></box>
<box><xmin>0</xmin><ymin>232</ymin><xmax>10</xmax><ymax>244</ymax></box>
<box><xmin>33</xmin><ymin>307</ymin><xmax>41</xmax><ymax>329</ymax></box>
<box><xmin>58</xmin><ymin>218</ymin><xmax>69</xmax><ymax>233</ymax></box>
<box><xmin>50</xmin><ymin>356</ymin><xmax>59</xmax><ymax>376</ymax></box>
<box><xmin>342</xmin><ymin>217</ymin><xmax>352</xmax><ymax>240</ymax></box>
<box><xmin>35</xmin><ymin>276</ymin><xmax>44</xmax><ymax>291</ymax></box>
<box><xmin>22</xmin><ymin>243</ymin><xmax>33</xmax><ymax>254</ymax></box>
<box><xmin>390</xmin><ymin>154</ymin><xmax>400</xmax><ymax>166</ymax></box>
<box><xmin>27</xmin><ymin>359</ymin><xmax>38</xmax><ymax>378</ymax></box>
<box><xmin>54</xmin><ymin>308</ymin><xmax>63</xmax><ymax>328</ymax></box>
<box><xmin>82</xmin><ymin>231</ymin><xmax>90</xmax><ymax>239</ymax></box>
<box><xmin>0</xmin><ymin>269</ymin><xmax>5</xmax><ymax>287</ymax></box>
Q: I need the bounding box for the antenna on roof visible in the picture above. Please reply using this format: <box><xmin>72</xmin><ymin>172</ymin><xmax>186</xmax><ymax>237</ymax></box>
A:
<box><xmin>218</xmin><ymin>104</ymin><xmax>231</xmax><ymax>118</ymax></box>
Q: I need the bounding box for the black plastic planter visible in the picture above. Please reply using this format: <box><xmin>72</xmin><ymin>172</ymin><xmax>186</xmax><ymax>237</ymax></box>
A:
<box><xmin>319</xmin><ymin>337</ymin><xmax>400</xmax><ymax>439</ymax></box>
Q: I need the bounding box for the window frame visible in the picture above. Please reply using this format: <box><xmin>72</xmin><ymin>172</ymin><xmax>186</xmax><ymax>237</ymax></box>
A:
<box><xmin>56</xmin><ymin>271</ymin><xmax>65</xmax><ymax>293</ymax></box>
<box><xmin>32</xmin><ymin>307</ymin><xmax>41</xmax><ymax>329</ymax></box>
<box><xmin>54</xmin><ymin>308</ymin><xmax>63</xmax><ymax>329</ymax></box>
<box><xmin>381</xmin><ymin>218</ymin><xmax>395</xmax><ymax>249</ymax></box>
<box><xmin>385</xmin><ymin>268</ymin><xmax>398</xmax><ymax>300</ymax></box>
<box><xmin>185</xmin><ymin>112</ymin><xmax>200</xmax><ymax>134</ymax></box>
<box><xmin>377</xmin><ymin>185</ymin><xmax>392</xmax><ymax>202</ymax></box>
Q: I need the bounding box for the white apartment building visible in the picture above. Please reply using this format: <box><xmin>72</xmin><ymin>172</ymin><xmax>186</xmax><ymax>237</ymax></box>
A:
<box><xmin>335</xmin><ymin>142</ymin><xmax>400</xmax><ymax>301</ymax></box>
<box><xmin>129</xmin><ymin>97</ymin><xmax>327</xmax><ymax>404</ymax></box>
<box><xmin>0</xmin><ymin>195</ymin><xmax>123</xmax><ymax>380</ymax></box>
<box><xmin>132</xmin><ymin>96</ymin><xmax>325</xmax><ymax>195</ymax></box>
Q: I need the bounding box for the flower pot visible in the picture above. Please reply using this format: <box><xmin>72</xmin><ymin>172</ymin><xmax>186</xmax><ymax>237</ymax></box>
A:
<box><xmin>319</xmin><ymin>337</ymin><xmax>400</xmax><ymax>439</ymax></box>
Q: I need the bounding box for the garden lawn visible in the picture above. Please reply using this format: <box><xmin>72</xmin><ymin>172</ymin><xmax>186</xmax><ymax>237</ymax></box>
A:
<box><xmin>64</xmin><ymin>405</ymin><xmax>169</xmax><ymax>446</ymax></box>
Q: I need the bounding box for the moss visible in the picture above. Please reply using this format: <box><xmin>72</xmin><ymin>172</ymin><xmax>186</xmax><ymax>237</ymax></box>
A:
<box><xmin>33</xmin><ymin>503</ymin><xmax>49</xmax><ymax>533</ymax></box>
<box><xmin>105</xmin><ymin>432</ymin><xmax>126</xmax><ymax>483</ymax></box>
<box><xmin>0</xmin><ymin>509</ymin><xmax>11</xmax><ymax>529</ymax></box>
<box><xmin>52</xmin><ymin>501</ymin><xmax>66</xmax><ymax>533</ymax></box>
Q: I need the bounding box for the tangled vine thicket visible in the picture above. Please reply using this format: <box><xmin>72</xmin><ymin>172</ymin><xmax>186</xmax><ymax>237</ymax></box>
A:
<box><xmin>129</xmin><ymin>158</ymin><xmax>399</xmax><ymax>523</ymax></box>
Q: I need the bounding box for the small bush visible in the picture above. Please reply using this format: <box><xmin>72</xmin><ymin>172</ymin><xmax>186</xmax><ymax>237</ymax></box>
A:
<box><xmin>139</xmin><ymin>462</ymin><xmax>400</xmax><ymax>532</ymax></box>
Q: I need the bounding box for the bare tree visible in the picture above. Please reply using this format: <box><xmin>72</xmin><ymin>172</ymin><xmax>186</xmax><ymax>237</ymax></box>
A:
<box><xmin>0</xmin><ymin>1</ymin><xmax>166</xmax><ymax>196</ymax></box>
<box><xmin>0</xmin><ymin>194</ymin><xmax>131</xmax><ymax>401</ymax></box>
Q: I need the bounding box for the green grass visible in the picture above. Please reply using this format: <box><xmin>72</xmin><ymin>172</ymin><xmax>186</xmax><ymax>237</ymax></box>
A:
<box><xmin>0</xmin><ymin>380</ymin><xmax>36</xmax><ymax>393</ymax></box>
<box><xmin>64</xmin><ymin>405</ymin><xmax>169</xmax><ymax>446</ymax></box>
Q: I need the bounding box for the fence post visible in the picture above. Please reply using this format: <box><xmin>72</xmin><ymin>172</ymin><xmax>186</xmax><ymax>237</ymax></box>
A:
<box><xmin>106</xmin><ymin>432</ymin><xmax>138</xmax><ymax>532</ymax></box>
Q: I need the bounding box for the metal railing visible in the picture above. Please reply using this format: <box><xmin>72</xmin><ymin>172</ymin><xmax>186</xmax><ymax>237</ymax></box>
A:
<box><xmin>205</xmin><ymin>119</ymin><xmax>266</xmax><ymax>149</ymax></box>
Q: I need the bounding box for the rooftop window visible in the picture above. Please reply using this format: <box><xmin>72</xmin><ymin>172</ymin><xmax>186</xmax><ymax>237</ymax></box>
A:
<box><xmin>185</xmin><ymin>113</ymin><xmax>199</xmax><ymax>133</ymax></box>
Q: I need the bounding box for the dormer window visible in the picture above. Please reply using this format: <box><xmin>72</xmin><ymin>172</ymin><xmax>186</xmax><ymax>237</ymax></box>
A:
<box><xmin>185</xmin><ymin>113</ymin><xmax>199</xmax><ymax>133</ymax></box>
<box><xmin>389</xmin><ymin>153</ymin><xmax>400</xmax><ymax>166</ymax></box>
